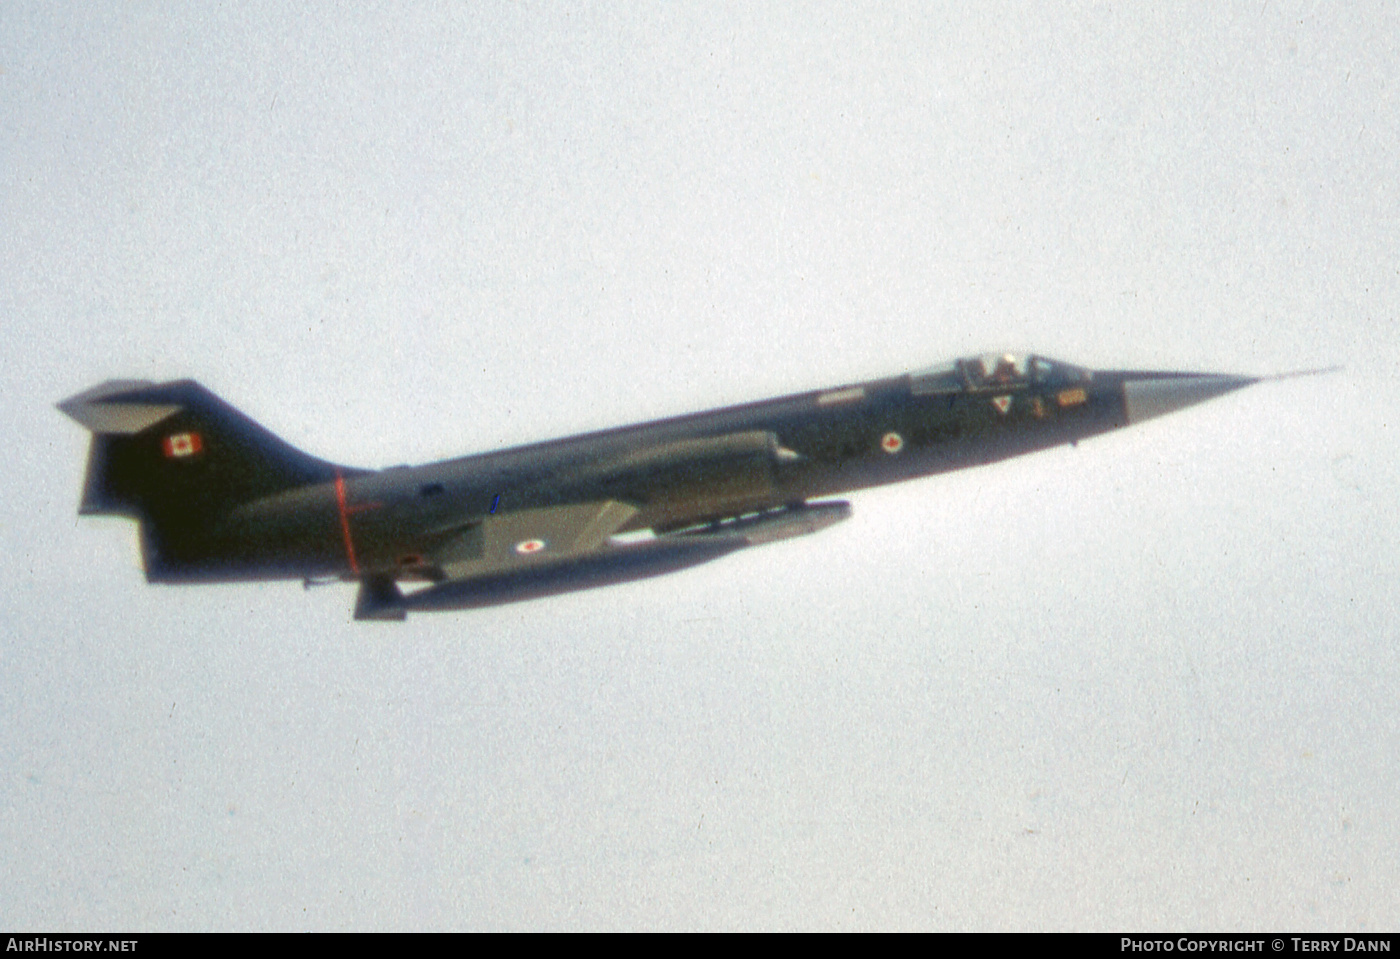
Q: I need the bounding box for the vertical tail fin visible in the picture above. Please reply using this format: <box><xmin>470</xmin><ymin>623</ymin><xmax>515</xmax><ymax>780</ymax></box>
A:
<box><xmin>59</xmin><ymin>379</ymin><xmax>357</xmax><ymax>578</ymax></box>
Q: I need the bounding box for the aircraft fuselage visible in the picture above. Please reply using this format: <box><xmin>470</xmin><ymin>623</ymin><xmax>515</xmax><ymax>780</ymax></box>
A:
<box><xmin>59</xmin><ymin>353</ymin><xmax>1264</xmax><ymax>616</ymax></box>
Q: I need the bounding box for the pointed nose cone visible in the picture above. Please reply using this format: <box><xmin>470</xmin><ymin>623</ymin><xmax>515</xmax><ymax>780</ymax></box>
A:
<box><xmin>1122</xmin><ymin>373</ymin><xmax>1259</xmax><ymax>425</ymax></box>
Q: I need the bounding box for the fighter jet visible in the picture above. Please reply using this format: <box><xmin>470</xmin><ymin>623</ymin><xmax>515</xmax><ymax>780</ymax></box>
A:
<box><xmin>59</xmin><ymin>353</ymin><xmax>1286</xmax><ymax>620</ymax></box>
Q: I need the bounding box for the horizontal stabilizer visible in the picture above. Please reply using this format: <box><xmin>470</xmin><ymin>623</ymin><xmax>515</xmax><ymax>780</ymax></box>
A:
<box><xmin>57</xmin><ymin>380</ymin><xmax>174</xmax><ymax>434</ymax></box>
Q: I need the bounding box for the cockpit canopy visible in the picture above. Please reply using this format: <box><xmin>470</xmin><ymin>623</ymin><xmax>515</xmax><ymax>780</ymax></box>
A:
<box><xmin>909</xmin><ymin>353</ymin><xmax>1091</xmax><ymax>395</ymax></box>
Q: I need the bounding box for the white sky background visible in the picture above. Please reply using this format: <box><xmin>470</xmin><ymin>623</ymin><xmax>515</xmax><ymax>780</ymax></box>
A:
<box><xmin>2</xmin><ymin>2</ymin><xmax>1397</xmax><ymax>931</ymax></box>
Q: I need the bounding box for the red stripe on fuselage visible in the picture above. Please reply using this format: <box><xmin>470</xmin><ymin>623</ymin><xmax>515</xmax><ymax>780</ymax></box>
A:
<box><xmin>334</xmin><ymin>470</ymin><xmax>360</xmax><ymax>575</ymax></box>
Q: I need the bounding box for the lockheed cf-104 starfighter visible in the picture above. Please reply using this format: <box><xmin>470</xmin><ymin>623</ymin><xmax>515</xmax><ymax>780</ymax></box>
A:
<box><xmin>60</xmin><ymin>353</ymin><xmax>1280</xmax><ymax>619</ymax></box>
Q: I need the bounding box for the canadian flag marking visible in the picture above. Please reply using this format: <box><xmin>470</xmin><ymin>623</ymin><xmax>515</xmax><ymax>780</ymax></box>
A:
<box><xmin>162</xmin><ymin>432</ymin><xmax>203</xmax><ymax>458</ymax></box>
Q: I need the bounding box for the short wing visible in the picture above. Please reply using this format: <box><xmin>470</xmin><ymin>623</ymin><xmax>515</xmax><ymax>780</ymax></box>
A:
<box><xmin>428</xmin><ymin>499</ymin><xmax>639</xmax><ymax>581</ymax></box>
<box><xmin>417</xmin><ymin>429</ymin><xmax>801</xmax><ymax>580</ymax></box>
<box><xmin>389</xmin><ymin>426</ymin><xmax>809</xmax><ymax>610</ymax></box>
<box><xmin>354</xmin><ymin>499</ymin><xmax>853</xmax><ymax>620</ymax></box>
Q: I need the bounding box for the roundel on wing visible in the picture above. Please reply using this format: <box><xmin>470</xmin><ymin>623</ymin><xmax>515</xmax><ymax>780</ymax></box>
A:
<box><xmin>881</xmin><ymin>432</ymin><xmax>904</xmax><ymax>454</ymax></box>
<box><xmin>514</xmin><ymin>538</ymin><xmax>547</xmax><ymax>555</ymax></box>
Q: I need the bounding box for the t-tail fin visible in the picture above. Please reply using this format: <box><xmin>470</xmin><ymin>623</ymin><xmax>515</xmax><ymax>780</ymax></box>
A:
<box><xmin>58</xmin><ymin>380</ymin><xmax>359</xmax><ymax>578</ymax></box>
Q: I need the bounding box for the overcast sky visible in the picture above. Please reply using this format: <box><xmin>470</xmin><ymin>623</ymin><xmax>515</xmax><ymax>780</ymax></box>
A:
<box><xmin>2</xmin><ymin>2</ymin><xmax>1397</xmax><ymax>931</ymax></box>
